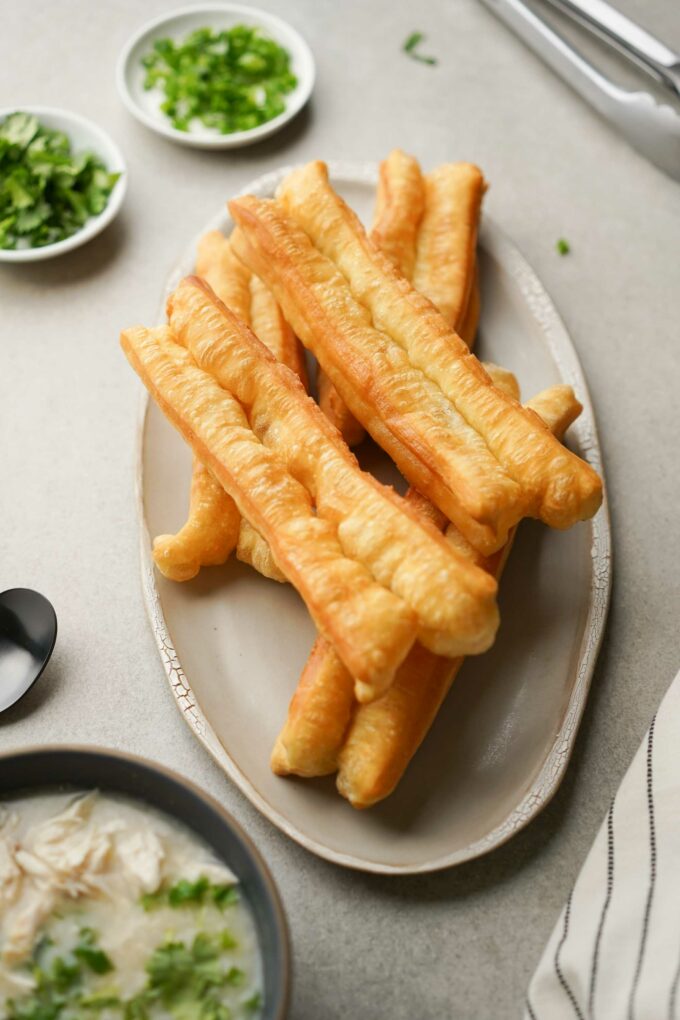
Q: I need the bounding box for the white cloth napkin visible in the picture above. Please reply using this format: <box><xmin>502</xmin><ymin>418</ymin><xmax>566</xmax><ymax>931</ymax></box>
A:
<box><xmin>525</xmin><ymin>668</ymin><xmax>680</xmax><ymax>1020</ymax></box>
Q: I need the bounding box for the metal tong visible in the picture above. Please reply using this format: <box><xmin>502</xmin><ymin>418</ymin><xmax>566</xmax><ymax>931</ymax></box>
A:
<box><xmin>479</xmin><ymin>0</ymin><xmax>680</xmax><ymax>182</ymax></box>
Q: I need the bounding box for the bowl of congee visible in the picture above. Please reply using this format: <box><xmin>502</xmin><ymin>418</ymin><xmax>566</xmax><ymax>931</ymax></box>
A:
<box><xmin>0</xmin><ymin>747</ymin><xmax>290</xmax><ymax>1018</ymax></box>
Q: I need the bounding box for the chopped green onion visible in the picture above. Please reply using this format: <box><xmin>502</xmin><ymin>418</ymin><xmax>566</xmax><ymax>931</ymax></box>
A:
<box><xmin>141</xmin><ymin>25</ymin><xmax>297</xmax><ymax>134</ymax></box>
<box><xmin>403</xmin><ymin>31</ymin><xmax>438</xmax><ymax>65</ymax></box>
<box><xmin>556</xmin><ymin>238</ymin><xmax>571</xmax><ymax>255</ymax></box>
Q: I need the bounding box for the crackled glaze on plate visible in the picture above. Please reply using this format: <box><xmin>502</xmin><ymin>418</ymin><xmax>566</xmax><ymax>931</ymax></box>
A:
<box><xmin>136</xmin><ymin>162</ymin><xmax>611</xmax><ymax>874</ymax></box>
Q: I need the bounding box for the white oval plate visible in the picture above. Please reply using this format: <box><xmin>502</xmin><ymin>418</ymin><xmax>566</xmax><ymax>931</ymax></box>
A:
<box><xmin>138</xmin><ymin>162</ymin><xmax>611</xmax><ymax>874</ymax></box>
<box><xmin>0</xmin><ymin>107</ymin><xmax>126</xmax><ymax>263</ymax></box>
<box><xmin>116</xmin><ymin>5</ymin><xmax>315</xmax><ymax>150</ymax></box>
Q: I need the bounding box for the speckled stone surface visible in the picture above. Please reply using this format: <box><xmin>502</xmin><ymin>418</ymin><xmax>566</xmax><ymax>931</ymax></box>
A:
<box><xmin>1</xmin><ymin>2</ymin><xmax>679</xmax><ymax>1017</ymax></box>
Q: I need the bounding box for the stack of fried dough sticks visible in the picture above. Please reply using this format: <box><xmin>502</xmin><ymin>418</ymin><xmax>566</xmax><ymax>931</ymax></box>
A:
<box><xmin>122</xmin><ymin>151</ymin><xmax>602</xmax><ymax>809</ymax></box>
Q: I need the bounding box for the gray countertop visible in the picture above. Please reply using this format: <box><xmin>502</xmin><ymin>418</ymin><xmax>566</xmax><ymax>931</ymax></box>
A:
<box><xmin>2</xmin><ymin>1</ymin><xmax>680</xmax><ymax>1017</ymax></box>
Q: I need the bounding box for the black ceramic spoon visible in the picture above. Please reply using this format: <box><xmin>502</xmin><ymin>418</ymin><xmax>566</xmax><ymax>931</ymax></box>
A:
<box><xmin>0</xmin><ymin>589</ymin><xmax>57</xmax><ymax>712</ymax></box>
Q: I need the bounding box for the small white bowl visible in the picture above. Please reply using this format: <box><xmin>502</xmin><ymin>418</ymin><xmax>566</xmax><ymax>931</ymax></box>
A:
<box><xmin>0</xmin><ymin>107</ymin><xmax>127</xmax><ymax>264</ymax></box>
<box><xmin>116</xmin><ymin>4</ymin><xmax>315</xmax><ymax>150</ymax></box>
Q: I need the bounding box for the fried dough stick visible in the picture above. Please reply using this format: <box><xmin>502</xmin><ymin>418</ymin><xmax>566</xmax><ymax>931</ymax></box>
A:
<box><xmin>166</xmin><ymin>276</ymin><xmax>499</xmax><ymax>684</ymax></box>
<box><xmin>412</xmin><ymin>163</ymin><xmax>486</xmax><ymax>332</ymax></box>
<box><xmin>152</xmin><ymin>231</ymin><xmax>308</xmax><ymax>583</ymax></box>
<box><xmin>230</xmin><ymin>199</ymin><xmax>522</xmax><ymax>553</ymax></box>
<box><xmin>272</xmin><ymin>385</ymin><xmax>582</xmax><ymax>790</ymax></box>
<box><xmin>152</xmin><ymin>232</ymin><xmax>249</xmax><ymax>581</ymax></box>
<box><xmin>123</xmin><ymin>325</ymin><xmax>417</xmax><ymax>699</ymax></box>
<box><xmin>337</xmin><ymin>384</ymin><xmax>584</xmax><ymax>807</ymax></box>
<box><xmin>269</xmin><ymin>365</ymin><xmax>519</xmax><ymax>778</ymax></box>
<box><xmin>319</xmin><ymin>151</ymin><xmax>483</xmax><ymax>444</ymax></box>
<box><xmin>318</xmin><ymin>150</ymin><xmax>424</xmax><ymax>448</ymax></box>
<box><xmin>239</xmin><ymin>161</ymin><xmax>601</xmax><ymax>542</ymax></box>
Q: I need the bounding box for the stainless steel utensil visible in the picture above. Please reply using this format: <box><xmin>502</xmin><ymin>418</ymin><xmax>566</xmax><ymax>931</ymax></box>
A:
<box><xmin>479</xmin><ymin>0</ymin><xmax>680</xmax><ymax>182</ymax></box>
<box><xmin>544</xmin><ymin>0</ymin><xmax>680</xmax><ymax>100</ymax></box>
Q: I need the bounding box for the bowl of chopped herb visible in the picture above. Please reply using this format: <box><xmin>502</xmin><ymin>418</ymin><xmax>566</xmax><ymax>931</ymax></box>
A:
<box><xmin>116</xmin><ymin>5</ymin><xmax>315</xmax><ymax>149</ymax></box>
<box><xmin>0</xmin><ymin>107</ymin><xmax>126</xmax><ymax>262</ymax></box>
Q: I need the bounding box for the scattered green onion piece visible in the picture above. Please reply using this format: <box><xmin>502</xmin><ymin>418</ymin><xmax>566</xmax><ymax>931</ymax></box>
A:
<box><xmin>403</xmin><ymin>31</ymin><xmax>438</xmax><ymax>65</ymax></box>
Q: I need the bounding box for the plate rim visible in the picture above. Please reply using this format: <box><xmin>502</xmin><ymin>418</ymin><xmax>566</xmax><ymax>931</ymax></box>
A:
<box><xmin>134</xmin><ymin>160</ymin><xmax>612</xmax><ymax>874</ymax></box>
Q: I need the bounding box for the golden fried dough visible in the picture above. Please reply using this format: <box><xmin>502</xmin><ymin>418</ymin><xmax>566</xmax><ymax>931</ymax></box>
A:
<box><xmin>229</xmin><ymin>202</ymin><xmax>526</xmax><ymax>553</ymax></box>
<box><xmin>152</xmin><ymin>457</ymin><xmax>241</xmax><ymax>581</ymax></box>
<box><xmin>266</xmin><ymin>161</ymin><xmax>602</xmax><ymax>536</ymax></box>
<box><xmin>371</xmin><ymin>149</ymin><xmax>425</xmax><ymax>281</ymax></box>
<box><xmin>196</xmin><ymin>230</ymin><xmax>252</xmax><ymax>322</ymax></box>
<box><xmin>152</xmin><ymin>232</ymin><xmax>251</xmax><ymax>582</ymax></box>
<box><xmin>271</xmin><ymin>635</ymin><xmax>356</xmax><ymax>777</ymax></box>
<box><xmin>317</xmin><ymin>149</ymin><xmax>425</xmax><ymax>448</ymax></box>
<box><xmin>167</xmin><ymin>276</ymin><xmax>500</xmax><ymax>669</ymax></box>
<box><xmin>458</xmin><ymin>267</ymin><xmax>480</xmax><ymax>348</ymax></box>
<box><xmin>156</xmin><ymin>230</ymin><xmax>308</xmax><ymax>585</ymax></box>
<box><xmin>336</xmin><ymin>384</ymin><xmax>585</xmax><ymax>807</ymax></box>
<box><xmin>317</xmin><ymin>151</ymin><xmax>482</xmax><ymax>443</ymax></box>
<box><xmin>273</xmin><ymin>383</ymin><xmax>582</xmax><ymax>788</ymax></box>
<box><xmin>412</xmin><ymin>163</ymin><xmax>486</xmax><ymax>332</ymax></box>
<box><xmin>236</xmin><ymin>519</ymin><xmax>286</xmax><ymax>583</ymax></box>
<box><xmin>482</xmin><ymin>362</ymin><xmax>521</xmax><ymax>401</ymax></box>
<box><xmin>122</xmin><ymin>324</ymin><xmax>419</xmax><ymax>700</ymax></box>
<box><xmin>316</xmin><ymin>367</ymin><xmax>366</xmax><ymax>448</ymax></box>
<box><xmin>249</xmin><ymin>272</ymin><xmax>308</xmax><ymax>390</ymax></box>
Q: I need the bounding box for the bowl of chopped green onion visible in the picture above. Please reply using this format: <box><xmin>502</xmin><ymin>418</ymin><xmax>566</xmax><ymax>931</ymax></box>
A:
<box><xmin>116</xmin><ymin>5</ymin><xmax>315</xmax><ymax>149</ymax></box>
<box><xmin>0</xmin><ymin>107</ymin><xmax>126</xmax><ymax>262</ymax></box>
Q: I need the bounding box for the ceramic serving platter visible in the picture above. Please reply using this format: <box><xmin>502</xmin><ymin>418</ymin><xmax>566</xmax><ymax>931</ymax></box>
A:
<box><xmin>137</xmin><ymin>162</ymin><xmax>611</xmax><ymax>874</ymax></box>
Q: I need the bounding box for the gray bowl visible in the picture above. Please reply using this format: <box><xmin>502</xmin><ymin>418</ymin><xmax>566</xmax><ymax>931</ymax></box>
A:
<box><xmin>0</xmin><ymin>745</ymin><xmax>290</xmax><ymax>1018</ymax></box>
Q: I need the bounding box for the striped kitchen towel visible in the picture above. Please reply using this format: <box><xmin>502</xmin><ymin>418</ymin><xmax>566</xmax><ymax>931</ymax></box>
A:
<box><xmin>525</xmin><ymin>667</ymin><xmax>680</xmax><ymax>1020</ymax></box>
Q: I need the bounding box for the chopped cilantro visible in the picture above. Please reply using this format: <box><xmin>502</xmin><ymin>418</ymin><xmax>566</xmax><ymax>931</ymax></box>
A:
<box><xmin>403</xmin><ymin>31</ymin><xmax>438</xmax><ymax>65</ymax></box>
<box><xmin>0</xmin><ymin>112</ymin><xmax>120</xmax><ymax>250</ymax></box>
<box><xmin>126</xmin><ymin>932</ymin><xmax>240</xmax><ymax>1018</ymax></box>
<box><xmin>168</xmin><ymin>876</ymin><xmax>212</xmax><ymax>907</ymax></box>
<box><xmin>220</xmin><ymin>929</ymin><xmax>238</xmax><ymax>950</ymax></box>
<box><xmin>143</xmin><ymin>876</ymin><xmax>239</xmax><ymax>911</ymax></box>
<box><xmin>74</xmin><ymin>929</ymin><xmax>113</xmax><ymax>975</ymax></box>
<box><xmin>556</xmin><ymin>238</ymin><xmax>571</xmax><ymax>255</ymax></box>
<box><xmin>79</xmin><ymin>991</ymin><xmax>122</xmax><ymax>1009</ymax></box>
<box><xmin>140</xmin><ymin>887</ymin><xmax>165</xmax><ymax>911</ymax></box>
<box><xmin>6</xmin><ymin>904</ymin><xmax>253</xmax><ymax>1019</ymax></box>
<box><xmin>141</xmin><ymin>25</ymin><xmax>297</xmax><ymax>134</ymax></box>
<box><xmin>244</xmin><ymin>989</ymin><xmax>263</xmax><ymax>1011</ymax></box>
<box><xmin>213</xmin><ymin>884</ymin><xmax>239</xmax><ymax>909</ymax></box>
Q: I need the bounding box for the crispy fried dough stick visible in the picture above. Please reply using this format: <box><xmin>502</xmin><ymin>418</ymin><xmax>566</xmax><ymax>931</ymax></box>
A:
<box><xmin>197</xmin><ymin>230</ymin><xmax>252</xmax><ymax>320</ymax></box>
<box><xmin>229</xmin><ymin>201</ymin><xmax>525</xmax><ymax>554</ymax></box>
<box><xmin>238</xmin><ymin>273</ymin><xmax>309</xmax><ymax>582</ymax></box>
<box><xmin>317</xmin><ymin>150</ymin><xmax>425</xmax><ymax>448</ymax></box>
<box><xmin>167</xmin><ymin>276</ymin><xmax>499</xmax><ymax>673</ymax></box>
<box><xmin>412</xmin><ymin>163</ymin><xmax>486</xmax><ymax>333</ymax></box>
<box><xmin>152</xmin><ymin>232</ymin><xmax>251</xmax><ymax>581</ymax></box>
<box><xmin>458</xmin><ymin>266</ymin><xmax>480</xmax><ymax>348</ymax></box>
<box><xmin>122</xmin><ymin>325</ymin><xmax>417</xmax><ymax>699</ymax></box>
<box><xmin>154</xmin><ymin>232</ymin><xmax>308</xmax><ymax>584</ymax></box>
<box><xmin>337</xmin><ymin>384</ymin><xmax>584</xmax><ymax>807</ymax></box>
<box><xmin>249</xmin><ymin>272</ymin><xmax>309</xmax><ymax>389</ymax></box>
<box><xmin>271</xmin><ymin>368</ymin><xmax>523</xmax><ymax>777</ymax></box>
<box><xmin>152</xmin><ymin>458</ymin><xmax>242</xmax><ymax>582</ymax></box>
<box><xmin>372</xmin><ymin>149</ymin><xmax>425</xmax><ymax>280</ymax></box>
<box><xmin>319</xmin><ymin>152</ymin><xmax>483</xmax><ymax>443</ymax></box>
<box><xmin>272</xmin><ymin>384</ymin><xmax>581</xmax><ymax>784</ymax></box>
<box><xmin>262</xmin><ymin>161</ymin><xmax>602</xmax><ymax>536</ymax></box>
